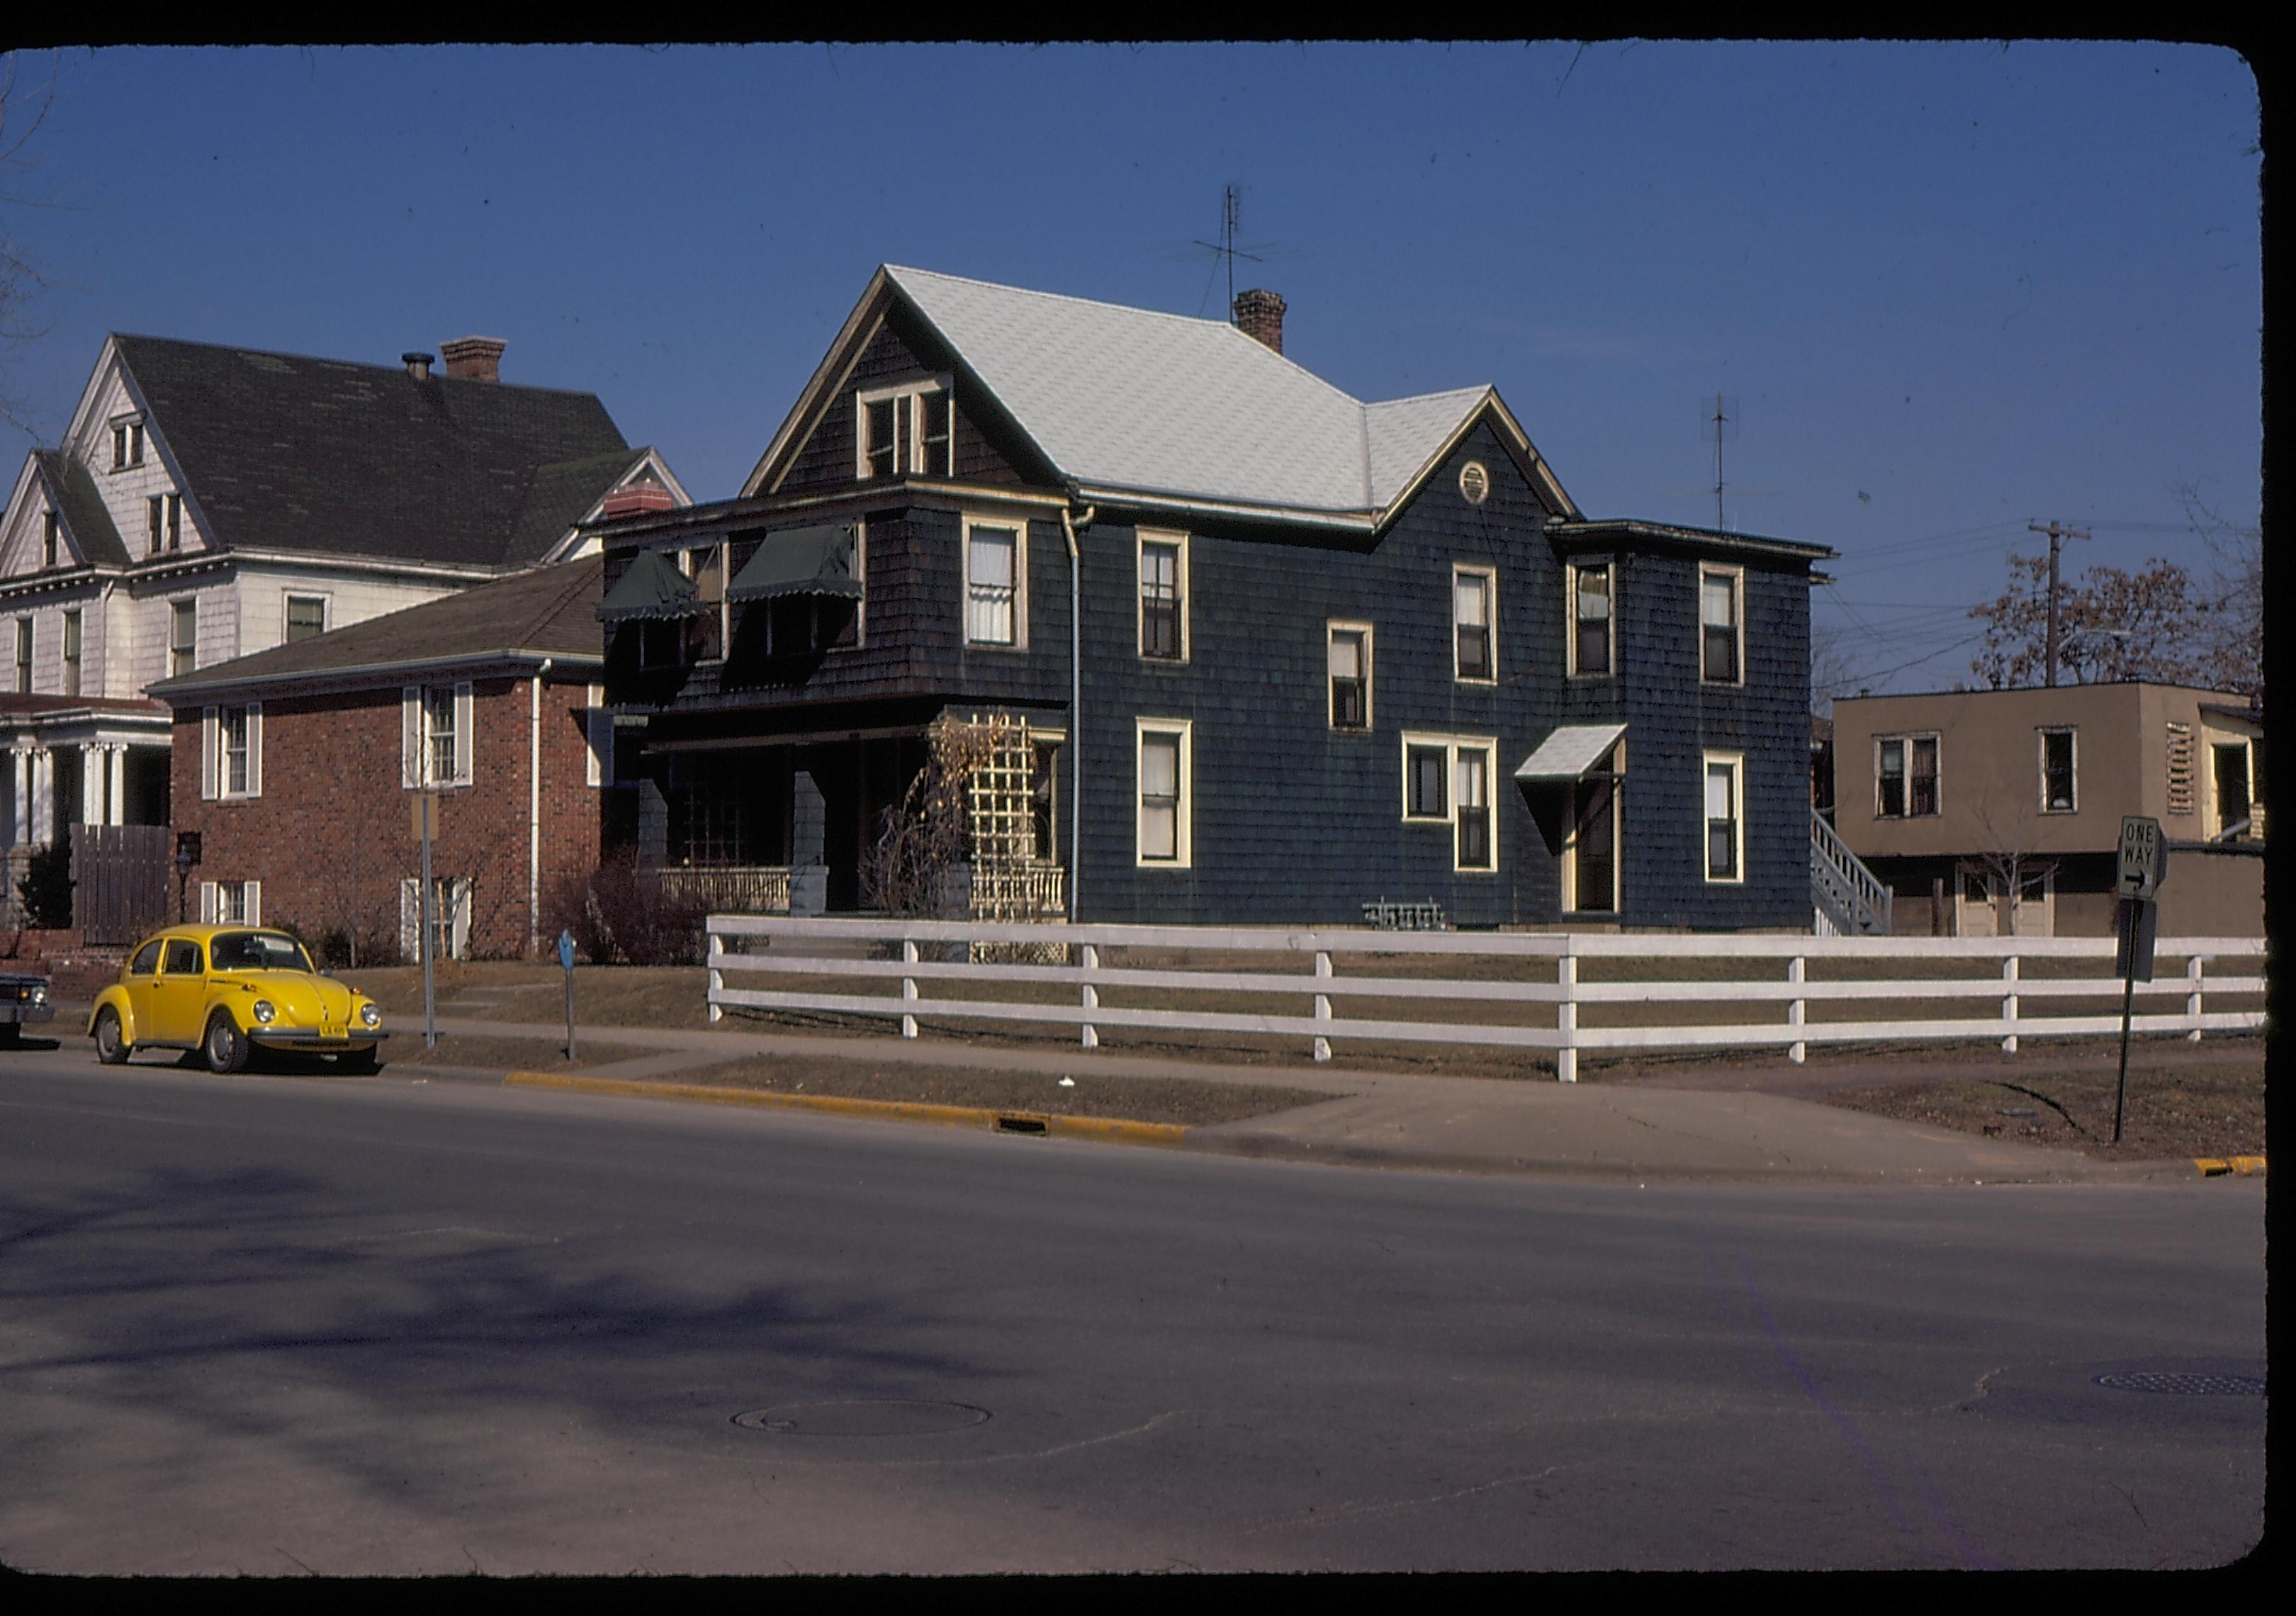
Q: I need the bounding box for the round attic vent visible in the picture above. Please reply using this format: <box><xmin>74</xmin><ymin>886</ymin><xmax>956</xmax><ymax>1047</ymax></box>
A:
<box><xmin>1458</xmin><ymin>461</ymin><xmax>1490</xmax><ymax>505</ymax></box>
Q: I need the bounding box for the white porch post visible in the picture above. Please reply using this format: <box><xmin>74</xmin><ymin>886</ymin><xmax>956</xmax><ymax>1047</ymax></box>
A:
<box><xmin>106</xmin><ymin>744</ymin><xmax>128</xmax><ymax>826</ymax></box>
<box><xmin>30</xmin><ymin>748</ymin><xmax>52</xmax><ymax>846</ymax></box>
<box><xmin>79</xmin><ymin>743</ymin><xmax>103</xmax><ymax>826</ymax></box>
<box><xmin>4</xmin><ymin>747</ymin><xmax>22</xmax><ymax>848</ymax></box>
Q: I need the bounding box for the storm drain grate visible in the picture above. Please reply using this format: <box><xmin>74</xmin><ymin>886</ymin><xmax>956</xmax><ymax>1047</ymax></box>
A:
<box><xmin>2093</xmin><ymin>1371</ymin><xmax>2264</xmax><ymax>1396</ymax></box>
<box><xmin>995</xmin><ymin>1114</ymin><xmax>1049</xmax><ymax>1135</ymax></box>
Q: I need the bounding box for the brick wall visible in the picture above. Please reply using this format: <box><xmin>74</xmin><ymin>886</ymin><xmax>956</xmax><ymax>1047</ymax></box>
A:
<box><xmin>169</xmin><ymin>673</ymin><xmax>602</xmax><ymax>960</ymax></box>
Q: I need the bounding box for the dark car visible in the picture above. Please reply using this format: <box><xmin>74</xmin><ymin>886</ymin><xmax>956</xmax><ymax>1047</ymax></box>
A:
<box><xmin>0</xmin><ymin>970</ymin><xmax>55</xmax><ymax>1045</ymax></box>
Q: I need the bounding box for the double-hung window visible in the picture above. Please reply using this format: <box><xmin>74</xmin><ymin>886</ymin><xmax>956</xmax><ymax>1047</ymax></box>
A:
<box><xmin>202</xmin><ymin>879</ymin><xmax>259</xmax><ymax>926</ymax></box>
<box><xmin>1875</xmin><ymin>734</ymin><xmax>1940</xmax><ymax>818</ymax></box>
<box><xmin>12</xmin><ymin>619</ymin><xmax>28</xmax><ymax>693</ymax></box>
<box><xmin>1570</xmin><ymin>561</ymin><xmax>1613</xmax><ymax>676</ymax></box>
<box><xmin>2039</xmin><ymin>728</ymin><xmax>2077</xmax><ymax>813</ymax></box>
<box><xmin>1139</xmin><ymin>530</ymin><xmax>1186</xmax><ymax>661</ymax></box>
<box><xmin>1136</xmin><ymin>719</ymin><xmax>1192</xmax><ymax>867</ymax></box>
<box><xmin>1704</xmin><ymin>753</ymin><xmax>1743</xmax><ymax>882</ymax></box>
<box><xmin>687</xmin><ymin>544</ymin><xmax>725</xmax><ymax>661</ymax></box>
<box><xmin>1453</xmin><ymin>566</ymin><xmax>1495</xmax><ymax>682</ymax></box>
<box><xmin>111</xmin><ymin>418</ymin><xmax>144</xmax><ymax>471</ymax></box>
<box><xmin>286</xmin><ymin>595</ymin><xmax>327</xmax><ymax>643</ymax></box>
<box><xmin>169</xmin><ymin>600</ymin><xmax>197</xmax><ymax>677</ymax></box>
<box><xmin>62</xmin><ymin>610</ymin><xmax>80</xmax><ymax>697</ymax></box>
<box><xmin>1401</xmin><ymin>734</ymin><xmax>1498</xmax><ymax>873</ymax></box>
<box><xmin>42</xmin><ymin>512</ymin><xmax>59</xmax><ymax>569</ymax></box>
<box><xmin>857</xmin><ymin>382</ymin><xmax>953</xmax><ymax>481</ymax></box>
<box><xmin>1700</xmin><ymin>567</ymin><xmax>1743</xmax><ymax>684</ymax></box>
<box><xmin>1328</xmin><ymin>622</ymin><xmax>1371</xmax><ymax>731</ymax></box>
<box><xmin>147</xmin><ymin>497</ymin><xmax>164</xmax><ymax>555</ymax></box>
<box><xmin>964</xmin><ymin>517</ymin><xmax>1024</xmax><ymax>647</ymax></box>
<box><xmin>200</xmin><ymin>703</ymin><xmax>263</xmax><ymax>800</ymax></box>
<box><xmin>402</xmin><ymin>683</ymin><xmax>475</xmax><ymax>789</ymax></box>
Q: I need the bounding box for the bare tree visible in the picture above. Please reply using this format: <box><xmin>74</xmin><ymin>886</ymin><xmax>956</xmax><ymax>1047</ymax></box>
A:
<box><xmin>0</xmin><ymin>53</ymin><xmax>64</xmax><ymax>439</ymax></box>
<box><xmin>1969</xmin><ymin>550</ymin><xmax>2238</xmax><ymax>692</ymax></box>
<box><xmin>1809</xmin><ymin>618</ymin><xmax>1857</xmax><ymax>715</ymax></box>
<box><xmin>1967</xmin><ymin>791</ymin><xmax>2053</xmax><ymax>940</ymax></box>
<box><xmin>2178</xmin><ymin>486</ymin><xmax>2263</xmax><ymax>700</ymax></box>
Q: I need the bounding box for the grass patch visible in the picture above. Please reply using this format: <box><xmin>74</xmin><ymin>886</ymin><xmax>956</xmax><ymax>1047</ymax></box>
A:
<box><xmin>384</xmin><ymin>1033</ymin><xmax>670</xmax><ymax>1074</ymax></box>
<box><xmin>1820</xmin><ymin>1057</ymin><xmax>2265</xmax><ymax>1161</ymax></box>
<box><xmin>659</xmin><ymin>1054</ymin><xmax>1333</xmax><ymax>1127</ymax></box>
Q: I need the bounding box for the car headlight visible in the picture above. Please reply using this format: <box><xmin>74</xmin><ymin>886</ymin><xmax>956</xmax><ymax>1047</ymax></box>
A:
<box><xmin>359</xmin><ymin>1002</ymin><xmax>381</xmax><ymax>1028</ymax></box>
<box><xmin>252</xmin><ymin>999</ymin><xmax>276</xmax><ymax>1024</ymax></box>
<box><xmin>28</xmin><ymin>984</ymin><xmax>45</xmax><ymax>1004</ymax></box>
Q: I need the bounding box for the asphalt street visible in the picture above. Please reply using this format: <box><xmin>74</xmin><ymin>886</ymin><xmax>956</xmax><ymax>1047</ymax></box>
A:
<box><xmin>0</xmin><ymin>1046</ymin><xmax>2266</xmax><ymax>1573</ymax></box>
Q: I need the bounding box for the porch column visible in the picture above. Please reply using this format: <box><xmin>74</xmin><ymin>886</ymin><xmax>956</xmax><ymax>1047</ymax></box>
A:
<box><xmin>4</xmin><ymin>747</ymin><xmax>23</xmax><ymax>848</ymax></box>
<box><xmin>80</xmin><ymin>743</ymin><xmax>106</xmax><ymax>826</ymax></box>
<box><xmin>106</xmin><ymin>744</ymin><xmax>128</xmax><ymax>826</ymax></box>
<box><xmin>30</xmin><ymin>748</ymin><xmax>53</xmax><ymax>846</ymax></box>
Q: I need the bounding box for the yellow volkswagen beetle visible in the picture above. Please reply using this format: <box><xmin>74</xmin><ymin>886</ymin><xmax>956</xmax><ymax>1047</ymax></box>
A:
<box><xmin>89</xmin><ymin>924</ymin><xmax>388</xmax><ymax>1074</ymax></box>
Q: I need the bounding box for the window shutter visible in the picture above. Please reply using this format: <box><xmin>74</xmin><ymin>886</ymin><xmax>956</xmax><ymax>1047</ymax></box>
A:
<box><xmin>399</xmin><ymin>879</ymin><xmax>418</xmax><ymax>960</ymax></box>
<box><xmin>402</xmin><ymin>688</ymin><xmax>420</xmax><ymax>788</ymax></box>
<box><xmin>246</xmin><ymin>880</ymin><xmax>261</xmax><ymax>927</ymax></box>
<box><xmin>247</xmin><ymin>703</ymin><xmax>262</xmax><ymax>797</ymax></box>
<box><xmin>586</xmin><ymin>712</ymin><xmax>610</xmax><ymax>787</ymax></box>
<box><xmin>453</xmin><ymin>683</ymin><xmax>474</xmax><ymax>786</ymax></box>
<box><xmin>200</xmin><ymin>707</ymin><xmax>218</xmax><ymax>801</ymax></box>
<box><xmin>198</xmin><ymin>880</ymin><xmax>217</xmax><ymax>924</ymax></box>
<box><xmin>451</xmin><ymin>878</ymin><xmax>472</xmax><ymax>959</ymax></box>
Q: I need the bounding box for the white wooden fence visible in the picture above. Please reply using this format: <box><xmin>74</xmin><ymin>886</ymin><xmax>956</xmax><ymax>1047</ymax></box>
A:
<box><xmin>704</xmin><ymin>915</ymin><xmax>2266</xmax><ymax>1082</ymax></box>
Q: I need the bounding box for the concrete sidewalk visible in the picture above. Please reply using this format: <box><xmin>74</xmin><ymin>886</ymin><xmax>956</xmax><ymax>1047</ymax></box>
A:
<box><xmin>399</xmin><ymin>1010</ymin><xmax>2189</xmax><ymax>1186</ymax></box>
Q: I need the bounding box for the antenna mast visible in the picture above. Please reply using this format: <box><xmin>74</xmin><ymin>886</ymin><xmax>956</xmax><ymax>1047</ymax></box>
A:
<box><xmin>1703</xmin><ymin>393</ymin><xmax>1739</xmax><ymax>530</ymax></box>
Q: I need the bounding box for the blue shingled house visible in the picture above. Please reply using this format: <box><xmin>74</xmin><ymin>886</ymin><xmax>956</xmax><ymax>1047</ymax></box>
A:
<box><xmin>593</xmin><ymin>266</ymin><xmax>1836</xmax><ymax>931</ymax></box>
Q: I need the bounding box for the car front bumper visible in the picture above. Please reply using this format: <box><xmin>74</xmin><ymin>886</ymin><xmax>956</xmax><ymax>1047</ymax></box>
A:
<box><xmin>1</xmin><ymin>1003</ymin><xmax>56</xmax><ymax>1026</ymax></box>
<box><xmin>247</xmin><ymin>1028</ymin><xmax>390</xmax><ymax>1049</ymax></box>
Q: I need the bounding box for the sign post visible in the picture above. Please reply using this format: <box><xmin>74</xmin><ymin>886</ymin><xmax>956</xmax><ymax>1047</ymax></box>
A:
<box><xmin>558</xmin><ymin>928</ymin><xmax>578</xmax><ymax>1062</ymax></box>
<box><xmin>413</xmin><ymin>790</ymin><xmax>439</xmax><ymax>1052</ymax></box>
<box><xmin>2111</xmin><ymin>816</ymin><xmax>2169</xmax><ymax>1145</ymax></box>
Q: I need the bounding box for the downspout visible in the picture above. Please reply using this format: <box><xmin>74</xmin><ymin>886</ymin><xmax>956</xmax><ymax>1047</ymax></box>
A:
<box><xmin>1057</xmin><ymin>503</ymin><xmax>1095</xmax><ymax>924</ymax></box>
<box><xmin>530</xmin><ymin>656</ymin><xmax>553</xmax><ymax>957</ymax></box>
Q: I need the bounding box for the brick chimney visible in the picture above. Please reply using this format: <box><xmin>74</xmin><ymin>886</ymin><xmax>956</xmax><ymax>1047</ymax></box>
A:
<box><xmin>1233</xmin><ymin>288</ymin><xmax>1286</xmax><ymax>355</ymax></box>
<box><xmin>439</xmin><ymin>335</ymin><xmax>507</xmax><ymax>383</ymax></box>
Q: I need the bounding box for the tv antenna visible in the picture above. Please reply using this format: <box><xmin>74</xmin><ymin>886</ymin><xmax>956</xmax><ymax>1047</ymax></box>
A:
<box><xmin>1193</xmin><ymin>184</ymin><xmax>1264</xmax><ymax>320</ymax></box>
<box><xmin>1702</xmin><ymin>393</ymin><xmax>1740</xmax><ymax>531</ymax></box>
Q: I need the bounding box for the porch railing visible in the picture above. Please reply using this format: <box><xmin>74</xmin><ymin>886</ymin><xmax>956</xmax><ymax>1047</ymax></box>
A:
<box><xmin>970</xmin><ymin>861</ymin><xmax>1067</xmax><ymax>919</ymax></box>
<box><xmin>1811</xmin><ymin>809</ymin><xmax>1892</xmax><ymax>936</ymax></box>
<box><xmin>660</xmin><ymin>865</ymin><xmax>794</xmax><ymax>914</ymax></box>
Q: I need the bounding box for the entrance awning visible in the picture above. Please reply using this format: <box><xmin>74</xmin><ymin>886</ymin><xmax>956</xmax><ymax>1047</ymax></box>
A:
<box><xmin>726</xmin><ymin>524</ymin><xmax>864</xmax><ymax>602</ymax></box>
<box><xmin>1513</xmin><ymin>722</ymin><xmax>1627</xmax><ymax>782</ymax></box>
<box><xmin>597</xmin><ymin>547</ymin><xmax>703</xmax><ymax>622</ymax></box>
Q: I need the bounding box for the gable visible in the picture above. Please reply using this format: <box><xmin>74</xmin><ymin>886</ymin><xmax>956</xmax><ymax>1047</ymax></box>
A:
<box><xmin>772</xmin><ymin>303</ymin><xmax>1028</xmax><ymax>496</ymax></box>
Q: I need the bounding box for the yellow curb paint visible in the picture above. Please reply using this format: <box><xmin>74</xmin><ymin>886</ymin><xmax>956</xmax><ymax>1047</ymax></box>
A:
<box><xmin>505</xmin><ymin>1071</ymin><xmax>1187</xmax><ymax>1148</ymax></box>
<box><xmin>2228</xmin><ymin>1155</ymin><xmax>2266</xmax><ymax>1176</ymax></box>
<box><xmin>2194</xmin><ymin>1159</ymin><xmax>2232</xmax><ymax>1177</ymax></box>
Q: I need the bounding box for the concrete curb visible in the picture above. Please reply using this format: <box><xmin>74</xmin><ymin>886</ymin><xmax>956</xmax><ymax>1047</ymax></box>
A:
<box><xmin>503</xmin><ymin>1071</ymin><xmax>1190</xmax><ymax>1150</ymax></box>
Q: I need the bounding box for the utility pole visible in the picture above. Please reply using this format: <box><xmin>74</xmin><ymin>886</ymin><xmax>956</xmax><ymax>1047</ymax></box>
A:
<box><xmin>2029</xmin><ymin>520</ymin><xmax>2091</xmax><ymax>688</ymax></box>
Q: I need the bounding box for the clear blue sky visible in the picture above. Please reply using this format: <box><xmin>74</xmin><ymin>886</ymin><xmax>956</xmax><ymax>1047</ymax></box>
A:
<box><xmin>1</xmin><ymin>42</ymin><xmax>2261</xmax><ymax>695</ymax></box>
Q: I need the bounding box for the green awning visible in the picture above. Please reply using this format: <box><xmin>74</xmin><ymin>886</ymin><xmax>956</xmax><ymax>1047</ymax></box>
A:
<box><xmin>726</xmin><ymin>524</ymin><xmax>864</xmax><ymax>603</ymax></box>
<box><xmin>597</xmin><ymin>547</ymin><xmax>703</xmax><ymax>622</ymax></box>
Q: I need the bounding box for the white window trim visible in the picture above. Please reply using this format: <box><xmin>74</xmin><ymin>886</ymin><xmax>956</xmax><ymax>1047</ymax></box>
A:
<box><xmin>1399</xmin><ymin>731</ymin><xmax>1501</xmax><ymax>873</ymax></box>
<box><xmin>61</xmin><ymin>609</ymin><xmax>81</xmax><ymax>697</ymax></box>
<box><xmin>855</xmin><ymin>376</ymin><xmax>955</xmax><ymax>481</ymax></box>
<box><xmin>1703</xmin><ymin>750</ymin><xmax>1745</xmax><ymax>885</ymax></box>
<box><xmin>1562</xmin><ymin>741</ymin><xmax>1626</xmax><ymax>913</ymax></box>
<box><xmin>201</xmin><ymin>878</ymin><xmax>261</xmax><ymax>926</ymax></box>
<box><xmin>1328</xmin><ymin>619</ymin><xmax>1374</xmax><ymax>731</ymax></box>
<box><xmin>1874</xmin><ymin>731</ymin><xmax>1942</xmax><ymax>820</ymax></box>
<box><xmin>283</xmin><ymin>591</ymin><xmax>330</xmax><ymax>644</ymax></box>
<box><xmin>1135</xmin><ymin>527</ymin><xmax>1191</xmax><ymax>664</ymax></box>
<box><xmin>170</xmin><ymin>598</ymin><xmax>198</xmax><ymax>677</ymax></box>
<box><xmin>399</xmin><ymin>875</ymin><xmax>473</xmax><ymax>962</ymax></box>
<box><xmin>962</xmin><ymin>512</ymin><xmax>1028</xmax><ymax>650</ymax></box>
<box><xmin>110</xmin><ymin>415</ymin><xmax>145</xmax><ymax>472</ymax></box>
<box><xmin>11</xmin><ymin>617</ymin><xmax>26</xmax><ymax>694</ymax></box>
<box><xmin>1565</xmin><ymin>558</ymin><xmax>1616</xmax><ymax>678</ymax></box>
<box><xmin>1699</xmin><ymin>564</ymin><xmax>1746</xmax><ymax>687</ymax></box>
<box><xmin>208</xmin><ymin>702</ymin><xmax>262</xmax><ymax>800</ymax></box>
<box><xmin>402</xmin><ymin>682</ymin><xmax>475</xmax><ymax>789</ymax></box>
<box><xmin>585</xmin><ymin>683</ymin><xmax>612</xmax><ymax>788</ymax></box>
<box><xmin>2037</xmin><ymin>726</ymin><xmax>2078</xmax><ymax>815</ymax></box>
<box><xmin>685</xmin><ymin>542</ymin><xmax>728</xmax><ymax>665</ymax></box>
<box><xmin>1135</xmin><ymin>717</ymin><xmax>1193</xmax><ymax>869</ymax></box>
<box><xmin>1451</xmin><ymin>563</ymin><xmax>1497</xmax><ymax>685</ymax></box>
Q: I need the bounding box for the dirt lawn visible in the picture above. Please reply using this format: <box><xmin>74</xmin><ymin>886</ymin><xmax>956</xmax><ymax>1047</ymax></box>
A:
<box><xmin>654</xmin><ymin>1056</ymin><xmax>1332</xmax><ymax>1126</ymax></box>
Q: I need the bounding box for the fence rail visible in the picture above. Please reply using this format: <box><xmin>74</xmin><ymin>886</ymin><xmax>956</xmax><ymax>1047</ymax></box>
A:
<box><xmin>704</xmin><ymin>916</ymin><xmax>2266</xmax><ymax>1081</ymax></box>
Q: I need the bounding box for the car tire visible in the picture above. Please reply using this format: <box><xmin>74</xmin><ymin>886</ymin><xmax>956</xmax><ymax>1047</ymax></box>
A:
<box><xmin>203</xmin><ymin>1014</ymin><xmax>249</xmax><ymax>1075</ymax></box>
<box><xmin>94</xmin><ymin>1009</ymin><xmax>130</xmax><ymax>1065</ymax></box>
<box><xmin>0</xmin><ymin>1023</ymin><xmax>20</xmax><ymax>1048</ymax></box>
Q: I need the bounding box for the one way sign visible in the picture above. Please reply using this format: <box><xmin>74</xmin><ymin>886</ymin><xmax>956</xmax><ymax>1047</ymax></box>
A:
<box><xmin>2116</xmin><ymin>816</ymin><xmax>2168</xmax><ymax>900</ymax></box>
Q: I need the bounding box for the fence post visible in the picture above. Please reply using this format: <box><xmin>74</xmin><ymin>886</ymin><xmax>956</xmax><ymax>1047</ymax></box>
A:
<box><xmin>901</xmin><ymin>937</ymin><xmax>919</xmax><ymax>1040</ymax></box>
<box><xmin>2186</xmin><ymin>951</ymin><xmax>2205</xmax><ymax>1043</ymax></box>
<box><xmin>1079</xmin><ymin>943</ymin><xmax>1100</xmax><ymax>1050</ymax></box>
<box><xmin>2000</xmin><ymin>952</ymin><xmax>2019</xmax><ymax>1053</ymax></box>
<box><xmin>1789</xmin><ymin>953</ymin><xmax>1806</xmax><ymax>1065</ymax></box>
<box><xmin>1556</xmin><ymin>946</ymin><xmax>1578</xmax><ymax>1083</ymax></box>
<box><xmin>707</xmin><ymin>921</ymin><xmax>723</xmax><ymax>1023</ymax></box>
<box><xmin>1312</xmin><ymin>949</ymin><xmax>1333</xmax><ymax>1062</ymax></box>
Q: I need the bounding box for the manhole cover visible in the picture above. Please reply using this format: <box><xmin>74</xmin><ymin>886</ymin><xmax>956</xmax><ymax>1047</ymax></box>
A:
<box><xmin>732</xmin><ymin>1399</ymin><xmax>991</xmax><ymax>1435</ymax></box>
<box><xmin>2093</xmin><ymin>1371</ymin><xmax>2264</xmax><ymax>1396</ymax></box>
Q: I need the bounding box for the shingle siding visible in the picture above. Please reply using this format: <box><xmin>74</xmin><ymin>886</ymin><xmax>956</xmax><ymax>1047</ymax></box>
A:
<box><xmin>777</xmin><ymin>309</ymin><xmax>1025</xmax><ymax>497</ymax></box>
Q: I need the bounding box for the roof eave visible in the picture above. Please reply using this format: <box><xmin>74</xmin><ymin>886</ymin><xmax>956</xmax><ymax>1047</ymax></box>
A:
<box><xmin>1550</xmin><ymin>517</ymin><xmax>1836</xmax><ymax>563</ymax></box>
<box><xmin>150</xmin><ymin>646</ymin><xmax>603</xmax><ymax>704</ymax></box>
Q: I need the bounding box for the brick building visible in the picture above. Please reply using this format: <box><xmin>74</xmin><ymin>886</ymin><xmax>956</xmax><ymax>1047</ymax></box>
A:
<box><xmin>150</xmin><ymin>561</ymin><xmax>612</xmax><ymax>961</ymax></box>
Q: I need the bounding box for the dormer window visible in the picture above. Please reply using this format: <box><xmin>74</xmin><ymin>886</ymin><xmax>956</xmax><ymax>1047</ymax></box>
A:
<box><xmin>856</xmin><ymin>382</ymin><xmax>952</xmax><ymax>481</ymax></box>
<box><xmin>111</xmin><ymin>418</ymin><xmax>145</xmax><ymax>471</ymax></box>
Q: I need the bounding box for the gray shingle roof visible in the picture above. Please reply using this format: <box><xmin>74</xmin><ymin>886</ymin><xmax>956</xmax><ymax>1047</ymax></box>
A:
<box><xmin>147</xmin><ymin>559</ymin><xmax>604</xmax><ymax>700</ymax></box>
<box><xmin>33</xmin><ymin>449</ymin><xmax>130</xmax><ymax>567</ymax></box>
<box><xmin>113</xmin><ymin>335</ymin><xmax>637</xmax><ymax>568</ymax></box>
<box><xmin>881</xmin><ymin>267</ymin><xmax>1519</xmax><ymax>518</ymax></box>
